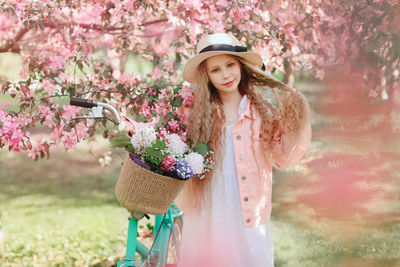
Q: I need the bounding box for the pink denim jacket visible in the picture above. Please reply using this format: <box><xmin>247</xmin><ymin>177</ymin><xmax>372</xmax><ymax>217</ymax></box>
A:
<box><xmin>175</xmin><ymin>95</ymin><xmax>312</xmax><ymax>227</ymax></box>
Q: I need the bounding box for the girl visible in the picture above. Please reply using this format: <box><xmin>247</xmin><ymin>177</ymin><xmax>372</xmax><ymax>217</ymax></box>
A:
<box><xmin>175</xmin><ymin>33</ymin><xmax>312</xmax><ymax>266</ymax></box>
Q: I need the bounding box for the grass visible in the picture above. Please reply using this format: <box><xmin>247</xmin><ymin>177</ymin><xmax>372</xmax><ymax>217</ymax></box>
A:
<box><xmin>0</xmin><ymin>141</ymin><xmax>155</xmax><ymax>266</ymax></box>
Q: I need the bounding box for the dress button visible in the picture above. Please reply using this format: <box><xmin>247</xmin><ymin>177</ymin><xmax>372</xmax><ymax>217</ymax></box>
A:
<box><xmin>244</xmin><ymin>196</ymin><xmax>249</xmax><ymax>202</ymax></box>
<box><xmin>239</xmin><ymin>156</ymin><xmax>244</xmax><ymax>161</ymax></box>
<box><xmin>241</xmin><ymin>175</ymin><xmax>246</xmax><ymax>180</ymax></box>
<box><xmin>236</xmin><ymin>135</ymin><xmax>241</xmax><ymax>140</ymax></box>
<box><xmin>246</xmin><ymin>218</ymin><xmax>251</xmax><ymax>223</ymax></box>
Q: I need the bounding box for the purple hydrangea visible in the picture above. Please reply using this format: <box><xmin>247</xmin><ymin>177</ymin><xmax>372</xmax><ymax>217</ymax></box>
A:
<box><xmin>175</xmin><ymin>158</ymin><xmax>194</xmax><ymax>179</ymax></box>
<box><xmin>129</xmin><ymin>153</ymin><xmax>151</xmax><ymax>171</ymax></box>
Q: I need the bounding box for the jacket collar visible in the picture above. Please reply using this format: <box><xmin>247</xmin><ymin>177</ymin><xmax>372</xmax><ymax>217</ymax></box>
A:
<box><xmin>238</xmin><ymin>95</ymin><xmax>254</xmax><ymax>120</ymax></box>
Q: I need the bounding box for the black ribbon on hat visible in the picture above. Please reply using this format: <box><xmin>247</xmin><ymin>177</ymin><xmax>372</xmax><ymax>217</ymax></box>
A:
<box><xmin>199</xmin><ymin>44</ymin><xmax>248</xmax><ymax>54</ymax></box>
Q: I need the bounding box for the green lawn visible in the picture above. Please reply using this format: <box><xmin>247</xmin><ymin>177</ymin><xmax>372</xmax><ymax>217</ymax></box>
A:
<box><xmin>0</xmin><ymin>141</ymin><xmax>154</xmax><ymax>266</ymax></box>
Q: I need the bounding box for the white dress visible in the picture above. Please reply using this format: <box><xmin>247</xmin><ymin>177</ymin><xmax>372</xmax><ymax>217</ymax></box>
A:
<box><xmin>178</xmin><ymin>120</ymin><xmax>275</xmax><ymax>266</ymax></box>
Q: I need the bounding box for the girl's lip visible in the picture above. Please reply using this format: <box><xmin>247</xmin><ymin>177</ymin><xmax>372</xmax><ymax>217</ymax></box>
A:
<box><xmin>223</xmin><ymin>80</ymin><xmax>234</xmax><ymax>86</ymax></box>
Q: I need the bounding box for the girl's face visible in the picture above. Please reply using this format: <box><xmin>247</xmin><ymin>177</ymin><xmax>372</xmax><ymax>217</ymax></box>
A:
<box><xmin>205</xmin><ymin>54</ymin><xmax>241</xmax><ymax>95</ymax></box>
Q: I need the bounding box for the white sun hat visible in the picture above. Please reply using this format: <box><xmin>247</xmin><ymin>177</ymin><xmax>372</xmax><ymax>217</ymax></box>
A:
<box><xmin>182</xmin><ymin>33</ymin><xmax>264</xmax><ymax>84</ymax></box>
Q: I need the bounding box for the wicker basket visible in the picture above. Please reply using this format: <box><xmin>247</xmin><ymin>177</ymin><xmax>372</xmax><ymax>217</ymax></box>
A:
<box><xmin>115</xmin><ymin>156</ymin><xmax>187</xmax><ymax>214</ymax></box>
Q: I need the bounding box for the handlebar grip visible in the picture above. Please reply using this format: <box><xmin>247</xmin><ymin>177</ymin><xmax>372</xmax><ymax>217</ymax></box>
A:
<box><xmin>70</xmin><ymin>98</ymin><xmax>97</xmax><ymax>108</ymax></box>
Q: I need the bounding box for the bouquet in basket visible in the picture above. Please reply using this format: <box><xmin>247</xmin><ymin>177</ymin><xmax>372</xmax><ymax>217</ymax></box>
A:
<box><xmin>112</xmin><ymin>114</ymin><xmax>214</xmax><ymax>214</ymax></box>
<box><xmin>112</xmin><ymin>116</ymin><xmax>214</xmax><ymax>181</ymax></box>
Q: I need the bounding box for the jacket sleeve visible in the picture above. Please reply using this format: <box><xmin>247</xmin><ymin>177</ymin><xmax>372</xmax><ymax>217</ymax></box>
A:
<box><xmin>270</xmin><ymin>91</ymin><xmax>312</xmax><ymax>167</ymax></box>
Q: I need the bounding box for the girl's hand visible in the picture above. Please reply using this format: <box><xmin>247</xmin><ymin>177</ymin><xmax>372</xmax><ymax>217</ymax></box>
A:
<box><xmin>120</xmin><ymin>116</ymin><xmax>137</xmax><ymax>135</ymax></box>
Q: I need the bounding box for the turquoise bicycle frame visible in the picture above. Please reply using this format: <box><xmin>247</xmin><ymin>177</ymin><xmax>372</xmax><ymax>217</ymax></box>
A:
<box><xmin>117</xmin><ymin>203</ymin><xmax>184</xmax><ymax>267</ymax></box>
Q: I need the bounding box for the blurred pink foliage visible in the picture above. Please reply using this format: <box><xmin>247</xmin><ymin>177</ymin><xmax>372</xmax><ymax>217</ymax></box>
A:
<box><xmin>0</xmin><ymin>0</ymin><xmax>398</xmax><ymax>161</ymax></box>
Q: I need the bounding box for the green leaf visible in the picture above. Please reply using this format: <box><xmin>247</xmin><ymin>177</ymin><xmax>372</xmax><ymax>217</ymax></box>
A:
<box><xmin>103</xmin><ymin>129</ymin><xmax>109</xmax><ymax>139</ymax></box>
<box><xmin>52</xmin><ymin>116</ymin><xmax>61</xmax><ymax>124</ymax></box>
<box><xmin>111</xmin><ymin>130</ymin><xmax>131</xmax><ymax>148</ymax></box>
<box><xmin>173</xmin><ymin>86</ymin><xmax>181</xmax><ymax>95</ymax></box>
<box><xmin>188</xmin><ymin>139</ymin><xmax>193</xmax><ymax>148</ymax></box>
<box><xmin>171</xmin><ymin>96</ymin><xmax>184</xmax><ymax>108</ymax></box>
<box><xmin>153</xmin><ymin>139</ymin><xmax>166</xmax><ymax>150</ymax></box>
<box><xmin>132</xmin><ymin>113</ymin><xmax>147</xmax><ymax>123</ymax></box>
<box><xmin>175</xmin><ymin>52</ymin><xmax>181</xmax><ymax>65</ymax></box>
<box><xmin>193</xmin><ymin>143</ymin><xmax>211</xmax><ymax>157</ymax></box>
<box><xmin>155</xmin><ymin>113</ymin><xmax>164</xmax><ymax>128</ymax></box>
<box><xmin>144</xmin><ymin>146</ymin><xmax>163</xmax><ymax>160</ymax></box>
<box><xmin>146</xmin><ymin>223</ymin><xmax>154</xmax><ymax>232</ymax></box>
<box><xmin>143</xmin><ymin>155</ymin><xmax>161</xmax><ymax>167</ymax></box>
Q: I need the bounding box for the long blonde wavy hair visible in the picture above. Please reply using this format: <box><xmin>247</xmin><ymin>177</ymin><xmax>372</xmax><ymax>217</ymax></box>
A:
<box><xmin>180</xmin><ymin>55</ymin><xmax>310</xmax><ymax>211</ymax></box>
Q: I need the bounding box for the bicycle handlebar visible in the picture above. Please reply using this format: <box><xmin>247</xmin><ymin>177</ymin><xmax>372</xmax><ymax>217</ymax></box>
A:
<box><xmin>70</xmin><ymin>98</ymin><xmax>98</xmax><ymax>108</ymax></box>
<box><xmin>69</xmin><ymin>98</ymin><xmax>121</xmax><ymax>124</ymax></box>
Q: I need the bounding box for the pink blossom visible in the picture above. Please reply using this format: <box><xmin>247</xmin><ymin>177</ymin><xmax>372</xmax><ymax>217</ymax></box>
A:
<box><xmin>119</xmin><ymin>73</ymin><xmax>140</xmax><ymax>86</ymax></box>
<box><xmin>168</xmin><ymin>119</ymin><xmax>180</xmax><ymax>132</ymax></box>
<box><xmin>140</xmin><ymin>103</ymin><xmax>151</xmax><ymax>116</ymax></box>
<box><xmin>157</xmin><ymin>127</ymin><xmax>168</xmax><ymax>140</ymax></box>
<box><xmin>37</xmin><ymin>105</ymin><xmax>54</xmax><ymax>128</ymax></box>
<box><xmin>19</xmin><ymin>65</ymin><xmax>28</xmax><ymax>79</ymax></box>
<box><xmin>0</xmin><ymin>106</ymin><xmax>29</xmax><ymax>152</ymax></box>
<box><xmin>50</xmin><ymin>121</ymin><xmax>65</xmax><ymax>144</ymax></box>
<box><xmin>76</xmin><ymin>122</ymin><xmax>88</xmax><ymax>139</ymax></box>
<box><xmin>181</xmin><ymin>84</ymin><xmax>194</xmax><ymax>107</ymax></box>
<box><xmin>0</xmin><ymin>14</ymin><xmax>12</xmax><ymax>31</ymax></box>
<box><xmin>27</xmin><ymin>148</ymin><xmax>36</xmax><ymax>159</ymax></box>
<box><xmin>153</xmin><ymin>40</ymin><xmax>170</xmax><ymax>57</ymax></box>
<box><xmin>161</xmin><ymin>155</ymin><xmax>176</xmax><ymax>171</ymax></box>
<box><xmin>59</xmin><ymin>73</ymin><xmax>73</xmax><ymax>85</ymax></box>
<box><xmin>62</xmin><ymin>105</ymin><xmax>80</xmax><ymax>121</ymax></box>
<box><xmin>73</xmin><ymin>3</ymin><xmax>103</xmax><ymax>24</ymax></box>
<box><xmin>17</xmin><ymin>114</ymin><xmax>32</xmax><ymax>126</ymax></box>
<box><xmin>62</xmin><ymin>129</ymin><xmax>78</xmax><ymax>149</ymax></box>
<box><xmin>41</xmin><ymin>80</ymin><xmax>57</xmax><ymax>96</ymax></box>
<box><xmin>151</xmin><ymin>68</ymin><xmax>162</xmax><ymax>80</ymax></box>
<box><xmin>49</xmin><ymin>55</ymin><xmax>65</xmax><ymax>72</ymax></box>
<box><xmin>216</xmin><ymin>0</ymin><xmax>229</xmax><ymax>8</ymax></box>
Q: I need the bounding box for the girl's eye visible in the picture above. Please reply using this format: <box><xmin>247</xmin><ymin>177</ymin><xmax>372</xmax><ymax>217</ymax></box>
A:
<box><xmin>227</xmin><ymin>63</ymin><xmax>235</xmax><ymax>67</ymax></box>
<box><xmin>211</xmin><ymin>69</ymin><xmax>219</xmax><ymax>73</ymax></box>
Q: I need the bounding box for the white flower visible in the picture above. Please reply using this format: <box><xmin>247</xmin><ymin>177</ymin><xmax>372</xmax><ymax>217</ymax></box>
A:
<box><xmin>165</xmin><ymin>133</ymin><xmax>187</xmax><ymax>156</ymax></box>
<box><xmin>130</xmin><ymin>125</ymin><xmax>157</xmax><ymax>151</ymax></box>
<box><xmin>184</xmin><ymin>152</ymin><xmax>204</xmax><ymax>175</ymax></box>
<box><xmin>118</xmin><ymin>121</ymin><xmax>126</xmax><ymax>131</ymax></box>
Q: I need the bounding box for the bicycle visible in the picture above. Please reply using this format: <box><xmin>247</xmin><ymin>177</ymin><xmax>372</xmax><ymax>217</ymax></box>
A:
<box><xmin>70</xmin><ymin>98</ymin><xmax>184</xmax><ymax>267</ymax></box>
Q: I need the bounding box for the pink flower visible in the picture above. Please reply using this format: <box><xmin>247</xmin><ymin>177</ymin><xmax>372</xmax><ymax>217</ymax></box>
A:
<box><xmin>19</xmin><ymin>66</ymin><xmax>28</xmax><ymax>79</ymax></box>
<box><xmin>161</xmin><ymin>155</ymin><xmax>176</xmax><ymax>171</ymax></box>
<box><xmin>157</xmin><ymin>127</ymin><xmax>168</xmax><ymax>140</ymax></box>
<box><xmin>50</xmin><ymin>122</ymin><xmax>65</xmax><ymax>144</ymax></box>
<box><xmin>76</xmin><ymin>122</ymin><xmax>87</xmax><ymax>139</ymax></box>
<box><xmin>37</xmin><ymin>105</ymin><xmax>54</xmax><ymax>128</ymax></box>
<box><xmin>41</xmin><ymin>80</ymin><xmax>57</xmax><ymax>96</ymax></box>
<box><xmin>62</xmin><ymin>105</ymin><xmax>80</xmax><ymax>121</ymax></box>
<box><xmin>181</xmin><ymin>84</ymin><xmax>194</xmax><ymax>107</ymax></box>
<box><xmin>49</xmin><ymin>55</ymin><xmax>65</xmax><ymax>72</ymax></box>
<box><xmin>62</xmin><ymin>129</ymin><xmax>78</xmax><ymax>149</ymax></box>
<box><xmin>151</xmin><ymin>68</ymin><xmax>162</xmax><ymax>80</ymax></box>
<box><xmin>0</xmin><ymin>14</ymin><xmax>12</xmax><ymax>31</ymax></box>
<box><xmin>0</xmin><ymin>106</ymin><xmax>29</xmax><ymax>152</ymax></box>
<box><xmin>168</xmin><ymin>119</ymin><xmax>180</xmax><ymax>132</ymax></box>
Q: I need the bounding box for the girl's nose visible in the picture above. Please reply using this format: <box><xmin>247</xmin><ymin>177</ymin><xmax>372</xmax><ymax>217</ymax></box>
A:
<box><xmin>222</xmin><ymin>68</ymin><xmax>230</xmax><ymax>79</ymax></box>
